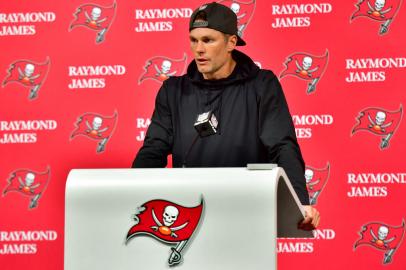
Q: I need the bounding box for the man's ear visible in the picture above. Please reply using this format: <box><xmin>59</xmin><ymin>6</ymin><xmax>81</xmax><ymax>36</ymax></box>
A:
<box><xmin>227</xmin><ymin>35</ymin><xmax>238</xmax><ymax>52</ymax></box>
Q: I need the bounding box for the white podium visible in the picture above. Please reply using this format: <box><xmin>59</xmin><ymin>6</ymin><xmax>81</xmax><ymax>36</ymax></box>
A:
<box><xmin>65</xmin><ymin>167</ymin><xmax>313</xmax><ymax>270</ymax></box>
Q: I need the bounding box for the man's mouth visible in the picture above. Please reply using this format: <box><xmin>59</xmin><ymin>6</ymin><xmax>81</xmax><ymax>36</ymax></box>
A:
<box><xmin>197</xmin><ymin>58</ymin><xmax>209</xmax><ymax>65</ymax></box>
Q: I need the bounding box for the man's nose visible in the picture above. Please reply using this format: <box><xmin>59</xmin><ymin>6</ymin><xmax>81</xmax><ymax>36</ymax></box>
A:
<box><xmin>195</xmin><ymin>41</ymin><xmax>205</xmax><ymax>53</ymax></box>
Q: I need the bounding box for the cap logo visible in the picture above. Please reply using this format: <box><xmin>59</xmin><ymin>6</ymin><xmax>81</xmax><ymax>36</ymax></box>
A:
<box><xmin>199</xmin><ymin>4</ymin><xmax>208</xmax><ymax>10</ymax></box>
<box><xmin>192</xmin><ymin>21</ymin><xmax>209</xmax><ymax>27</ymax></box>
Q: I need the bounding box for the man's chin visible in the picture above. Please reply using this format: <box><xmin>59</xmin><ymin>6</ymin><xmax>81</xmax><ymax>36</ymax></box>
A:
<box><xmin>196</xmin><ymin>66</ymin><xmax>211</xmax><ymax>74</ymax></box>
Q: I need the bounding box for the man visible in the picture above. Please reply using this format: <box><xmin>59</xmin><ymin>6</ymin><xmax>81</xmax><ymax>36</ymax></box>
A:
<box><xmin>133</xmin><ymin>2</ymin><xmax>320</xmax><ymax>229</ymax></box>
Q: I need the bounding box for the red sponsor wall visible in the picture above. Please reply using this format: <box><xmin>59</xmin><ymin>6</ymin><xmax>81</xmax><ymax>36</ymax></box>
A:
<box><xmin>1</xmin><ymin>0</ymin><xmax>405</xmax><ymax>269</ymax></box>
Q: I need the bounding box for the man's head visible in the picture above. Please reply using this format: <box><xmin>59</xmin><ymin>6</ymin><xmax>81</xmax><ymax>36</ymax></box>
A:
<box><xmin>189</xmin><ymin>2</ymin><xmax>245</xmax><ymax>79</ymax></box>
<box><xmin>189</xmin><ymin>2</ymin><xmax>246</xmax><ymax>46</ymax></box>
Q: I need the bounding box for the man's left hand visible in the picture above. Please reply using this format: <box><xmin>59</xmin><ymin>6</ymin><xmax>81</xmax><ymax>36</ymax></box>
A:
<box><xmin>298</xmin><ymin>205</ymin><xmax>320</xmax><ymax>231</ymax></box>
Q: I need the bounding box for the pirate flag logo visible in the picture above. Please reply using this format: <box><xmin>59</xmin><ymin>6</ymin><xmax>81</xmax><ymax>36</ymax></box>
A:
<box><xmin>2</xmin><ymin>167</ymin><xmax>50</xmax><ymax>209</ymax></box>
<box><xmin>305</xmin><ymin>163</ymin><xmax>330</xmax><ymax>205</ymax></box>
<box><xmin>351</xmin><ymin>104</ymin><xmax>403</xmax><ymax>150</ymax></box>
<box><xmin>69</xmin><ymin>1</ymin><xmax>117</xmax><ymax>44</ymax></box>
<box><xmin>218</xmin><ymin>0</ymin><xmax>256</xmax><ymax>38</ymax></box>
<box><xmin>1</xmin><ymin>57</ymin><xmax>50</xmax><ymax>100</ymax></box>
<box><xmin>354</xmin><ymin>220</ymin><xmax>405</xmax><ymax>264</ymax></box>
<box><xmin>70</xmin><ymin>111</ymin><xmax>118</xmax><ymax>153</ymax></box>
<box><xmin>279</xmin><ymin>50</ymin><xmax>329</xmax><ymax>94</ymax></box>
<box><xmin>138</xmin><ymin>54</ymin><xmax>187</xmax><ymax>85</ymax></box>
<box><xmin>350</xmin><ymin>0</ymin><xmax>403</xmax><ymax>35</ymax></box>
<box><xmin>126</xmin><ymin>199</ymin><xmax>204</xmax><ymax>266</ymax></box>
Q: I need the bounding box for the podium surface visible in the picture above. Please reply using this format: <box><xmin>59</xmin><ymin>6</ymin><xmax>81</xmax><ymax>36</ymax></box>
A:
<box><xmin>65</xmin><ymin>167</ymin><xmax>313</xmax><ymax>270</ymax></box>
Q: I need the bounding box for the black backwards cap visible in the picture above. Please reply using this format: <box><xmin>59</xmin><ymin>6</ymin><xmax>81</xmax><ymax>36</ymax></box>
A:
<box><xmin>189</xmin><ymin>2</ymin><xmax>246</xmax><ymax>46</ymax></box>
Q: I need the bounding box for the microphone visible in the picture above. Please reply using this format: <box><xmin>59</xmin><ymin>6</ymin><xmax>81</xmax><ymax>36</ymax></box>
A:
<box><xmin>182</xmin><ymin>111</ymin><xmax>219</xmax><ymax>167</ymax></box>
<box><xmin>194</xmin><ymin>110</ymin><xmax>218</xmax><ymax>137</ymax></box>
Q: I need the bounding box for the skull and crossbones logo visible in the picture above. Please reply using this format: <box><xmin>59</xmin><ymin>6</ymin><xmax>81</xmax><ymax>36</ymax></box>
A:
<box><xmin>230</xmin><ymin>3</ymin><xmax>246</xmax><ymax>20</ymax></box>
<box><xmin>151</xmin><ymin>205</ymin><xmax>188</xmax><ymax>238</ymax></box>
<box><xmin>17</xmin><ymin>64</ymin><xmax>40</xmax><ymax>85</ymax></box>
<box><xmin>295</xmin><ymin>56</ymin><xmax>319</xmax><ymax>78</ymax></box>
<box><xmin>230</xmin><ymin>2</ymin><xmax>247</xmax><ymax>36</ymax></box>
<box><xmin>304</xmin><ymin>169</ymin><xmax>320</xmax><ymax>190</ymax></box>
<box><xmin>367</xmin><ymin>0</ymin><xmax>392</xmax><ymax>18</ymax></box>
<box><xmin>370</xmin><ymin>225</ymin><xmax>395</xmax><ymax>248</ymax></box>
<box><xmin>367</xmin><ymin>111</ymin><xmax>392</xmax><ymax>132</ymax></box>
<box><xmin>17</xmin><ymin>173</ymin><xmax>40</xmax><ymax>194</ymax></box>
<box><xmin>85</xmin><ymin>117</ymin><xmax>108</xmax><ymax>137</ymax></box>
<box><xmin>154</xmin><ymin>60</ymin><xmax>177</xmax><ymax>80</ymax></box>
<box><xmin>85</xmin><ymin>7</ymin><xmax>107</xmax><ymax>28</ymax></box>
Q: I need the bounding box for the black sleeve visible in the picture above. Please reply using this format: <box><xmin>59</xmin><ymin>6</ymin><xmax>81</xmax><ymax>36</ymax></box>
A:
<box><xmin>132</xmin><ymin>82</ymin><xmax>173</xmax><ymax>168</ymax></box>
<box><xmin>258</xmin><ymin>72</ymin><xmax>310</xmax><ymax>205</ymax></box>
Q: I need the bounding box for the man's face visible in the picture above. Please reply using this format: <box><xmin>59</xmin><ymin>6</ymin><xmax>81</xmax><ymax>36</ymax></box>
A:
<box><xmin>189</xmin><ymin>27</ymin><xmax>236</xmax><ymax>79</ymax></box>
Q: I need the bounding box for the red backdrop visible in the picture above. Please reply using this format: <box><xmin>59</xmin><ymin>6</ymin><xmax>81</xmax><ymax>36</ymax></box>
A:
<box><xmin>1</xmin><ymin>0</ymin><xmax>405</xmax><ymax>269</ymax></box>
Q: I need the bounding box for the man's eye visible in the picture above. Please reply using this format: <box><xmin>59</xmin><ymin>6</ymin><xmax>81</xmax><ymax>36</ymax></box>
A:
<box><xmin>203</xmin><ymin>38</ymin><xmax>212</xmax><ymax>43</ymax></box>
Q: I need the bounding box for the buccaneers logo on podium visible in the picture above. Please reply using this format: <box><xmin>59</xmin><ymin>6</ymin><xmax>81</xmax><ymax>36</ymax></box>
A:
<box><xmin>126</xmin><ymin>199</ymin><xmax>204</xmax><ymax>266</ymax></box>
<box><xmin>2</xmin><ymin>57</ymin><xmax>50</xmax><ymax>100</ymax></box>
<box><xmin>350</xmin><ymin>0</ymin><xmax>403</xmax><ymax>35</ymax></box>
<box><xmin>70</xmin><ymin>111</ymin><xmax>118</xmax><ymax>153</ymax></box>
<box><xmin>351</xmin><ymin>105</ymin><xmax>403</xmax><ymax>150</ymax></box>
<box><xmin>354</xmin><ymin>220</ymin><xmax>405</xmax><ymax>264</ymax></box>
<box><xmin>218</xmin><ymin>0</ymin><xmax>256</xmax><ymax>38</ymax></box>
<box><xmin>138</xmin><ymin>54</ymin><xmax>188</xmax><ymax>85</ymax></box>
<box><xmin>279</xmin><ymin>50</ymin><xmax>329</xmax><ymax>94</ymax></box>
<box><xmin>69</xmin><ymin>1</ymin><xmax>117</xmax><ymax>44</ymax></box>
<box><xmin>2</xmin><ymin>167</ymin><xmax>50</xmax><ymax>209</ymax></box>
<box><xmin>304</xmin><ymin>163</ymin><xmax>330</xmax><ymax>205</ymax></box>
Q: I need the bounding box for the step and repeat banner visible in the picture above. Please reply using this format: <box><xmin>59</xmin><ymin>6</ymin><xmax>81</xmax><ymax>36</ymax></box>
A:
<box><xmin>1</xmin><ymin>0</ymin><xmax>405</xmax><ymax>269</ymax></box>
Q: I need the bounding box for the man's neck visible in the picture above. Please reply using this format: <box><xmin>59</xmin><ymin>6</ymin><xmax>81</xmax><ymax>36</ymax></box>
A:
<box><xmin>203</xmin><ymin>58</ymin><xmax>237</xmax><ymax>80</ymax></box>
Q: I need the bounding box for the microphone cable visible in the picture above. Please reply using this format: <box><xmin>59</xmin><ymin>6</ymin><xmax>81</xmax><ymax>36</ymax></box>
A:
<box><xmin>182</xmin><ymin>133</ymin><xmax>200</xmax><ymax>168</ymax></box>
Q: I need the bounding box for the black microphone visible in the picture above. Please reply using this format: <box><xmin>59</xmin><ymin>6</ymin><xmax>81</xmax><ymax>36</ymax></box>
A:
<box><xmin>182</xmin><ymin>111</ymin><xmax>219</xmax><ymax>167</ymax></box>
<box><xmin>194</xmin><ymin>110</ymin><xmax>219</xmax><ymax>137</ymax></box>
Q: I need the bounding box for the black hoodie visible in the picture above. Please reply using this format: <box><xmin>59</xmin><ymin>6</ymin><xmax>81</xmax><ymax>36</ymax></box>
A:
<box><xmin>133</xmin><ymin>50</ymin><xmax>309</xmax><ymax>205</ymax></box>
